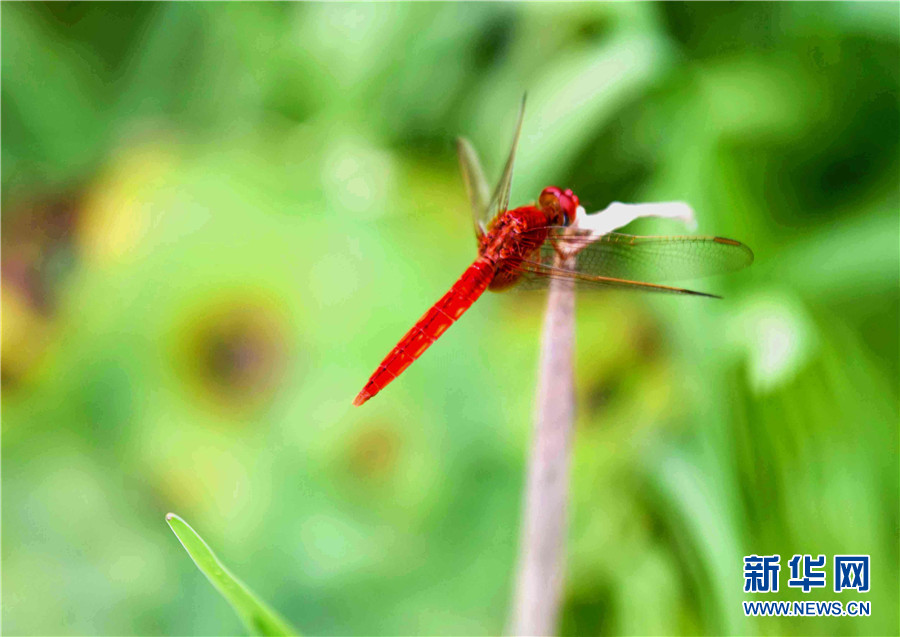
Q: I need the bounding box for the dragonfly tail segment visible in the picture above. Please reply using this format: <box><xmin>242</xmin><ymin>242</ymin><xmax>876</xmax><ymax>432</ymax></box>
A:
<box><xmin>353</xmin><ymin>258</ymin><xmax>494</xmax><ymax>406</ymax></box>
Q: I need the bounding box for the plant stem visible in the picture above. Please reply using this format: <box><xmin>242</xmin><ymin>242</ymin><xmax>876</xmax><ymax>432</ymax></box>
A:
<box><xmin>509</xmin><ymin>252</ymin><xmax>576</xmax><ymax>636</ymax></box>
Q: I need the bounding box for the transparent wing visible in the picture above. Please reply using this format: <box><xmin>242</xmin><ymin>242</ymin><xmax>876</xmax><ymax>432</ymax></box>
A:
<box><xmin>486</xmin><ymin>94</ymin><xmax>527</xmax><ymax>225</ymax></box>
<box><xmin>458</xmin><ymin>95</ymin><xmax>528</xmax><ymax>239</ymax></box>
<box><xmin>456</xmin><ymin>137</ymin><xmax>491</xmax><ymax>237</ymax></box>
<box><xmin>516</xmin><ymin>228</ymin><xmax>754</xmax><ymax>282</ymax></box>
<box><xmin>514</xmin><ymin>259</ymin><xmax>720</xmax><ymax>297</ymax></box>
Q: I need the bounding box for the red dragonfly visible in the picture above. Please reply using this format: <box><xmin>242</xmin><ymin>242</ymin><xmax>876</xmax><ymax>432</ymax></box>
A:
<box><xmin>353</xmin><ymin>99</ymin><xmax>753</xmax><ymax>406</ymax></box>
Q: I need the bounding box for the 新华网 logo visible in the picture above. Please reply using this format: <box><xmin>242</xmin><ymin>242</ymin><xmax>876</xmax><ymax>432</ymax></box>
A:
<box><xmin>743</xmin><ymin>554</ymin><xmax>869</xmax><ymax>594</ymax></box>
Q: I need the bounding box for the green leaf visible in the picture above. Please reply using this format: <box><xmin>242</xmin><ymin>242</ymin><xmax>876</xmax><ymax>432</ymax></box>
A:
<box><xmin>166</xmin><ymin>513</ymin><xmax>299</xmax><ymax>636</ymax></box>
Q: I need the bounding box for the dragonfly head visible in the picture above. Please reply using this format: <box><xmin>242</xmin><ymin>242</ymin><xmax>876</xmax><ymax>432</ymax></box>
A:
<box><xmin>539</xmin><ymin>186</ymin><xmax>580</xmax><ymax>226</ymax></box>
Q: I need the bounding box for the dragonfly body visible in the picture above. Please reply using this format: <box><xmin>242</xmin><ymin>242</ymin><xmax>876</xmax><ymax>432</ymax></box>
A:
<box><xmin>485</xmin><ymin>190</ymin><xmax>569</xmax><ymax>288</ymax></box>
<box><xmin>353</xmin><ymin>191</ymin><xmax>576</xmax><ymax>407</ymax></box>
<box><xmin>353</xmin><ymin>99</ymin><xmax>753</xmax><ymax>407</ymax></box>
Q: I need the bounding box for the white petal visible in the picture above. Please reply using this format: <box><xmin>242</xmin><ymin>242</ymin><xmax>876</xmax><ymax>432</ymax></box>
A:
<box><xmin>574</xmin><ymin>201</ymin><xmax>698</xmax><ymax>236</ymax></box>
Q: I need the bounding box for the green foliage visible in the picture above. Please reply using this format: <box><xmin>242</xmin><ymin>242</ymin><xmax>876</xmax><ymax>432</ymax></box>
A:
<box><xmin>2</xmin><ymin>2</ymin><xmax>897</xmax><ymax>636</ymax></box>
<box><xmin>166</xmin><ymin>513</ymin><xmax>298</xmax><ymax>637</ymax></box>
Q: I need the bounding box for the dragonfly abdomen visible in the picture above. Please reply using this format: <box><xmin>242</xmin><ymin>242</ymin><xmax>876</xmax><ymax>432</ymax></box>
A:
<box><xmin>353</xmin><ymin>258</ymin><xmax>494</xmax><ymax>406</ymax></box>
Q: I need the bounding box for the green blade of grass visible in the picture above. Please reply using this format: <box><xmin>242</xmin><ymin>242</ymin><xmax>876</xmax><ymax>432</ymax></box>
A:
<box><xmin>166</xmin><ymin>513</ymin><xmax>299</xmax><ymax>636</ymax></box>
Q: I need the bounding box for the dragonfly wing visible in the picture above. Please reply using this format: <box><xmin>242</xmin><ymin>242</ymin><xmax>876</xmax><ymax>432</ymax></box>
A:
<box><xmin>457</xmin><ymin>95</ymin><xmax>526</xmax><ymax>239</ymax></box>
<box><xmin>487</xmin><ymin>94</ymin><xmax>527</xmax><ymax>222</ymax></box>
<box><xmin>517</xmin><ymin>228</ymin><xmax>754</xmax><ymax>282</ymax></box>
<box><xmin>456</xmin><ymin>137</ymin><xmax>491</xmax><ymax>238</ymax></box>
<box><xmin>515</xmin><ymin>259</ymin><xmax>720</xmax><ymax>297</ymax></box>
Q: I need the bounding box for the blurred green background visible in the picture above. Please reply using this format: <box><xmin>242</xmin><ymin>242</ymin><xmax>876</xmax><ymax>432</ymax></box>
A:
<box><xmin>2</xmin><ymin>2</ymin><xmax>898</xmax><ymax>636</ymax></box>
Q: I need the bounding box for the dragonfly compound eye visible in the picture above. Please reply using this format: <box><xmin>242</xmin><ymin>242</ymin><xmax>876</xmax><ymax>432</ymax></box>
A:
<box><xmin>559</xmin><ymin>189</ymin><xmax>580</xmax><ymax>223</ymax></box>
<box><xmin>539</xmin><ymin>186</ymin><xmax>579</xmax><ymax>225</ymax></box>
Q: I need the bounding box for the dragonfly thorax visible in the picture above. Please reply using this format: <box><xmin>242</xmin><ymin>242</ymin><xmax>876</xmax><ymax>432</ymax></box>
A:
<box><xmin>538</xmin><ymin>186</ymin><xmax>579</xmax><ymax>226</ymax></box>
